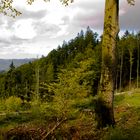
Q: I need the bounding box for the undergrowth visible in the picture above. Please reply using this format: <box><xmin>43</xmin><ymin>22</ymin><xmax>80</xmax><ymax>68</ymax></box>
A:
<box><xmin>0</xmin><ymin>89</ymin><xmax>140</xmax><ymax>139</ymax></box>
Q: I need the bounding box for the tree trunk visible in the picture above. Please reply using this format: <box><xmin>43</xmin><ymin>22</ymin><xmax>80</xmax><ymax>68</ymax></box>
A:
<box><xmin>137</xmin><ymin>35</ymin><xmax>139</xmax><ymax>88</ymax></box>
<box><xmin>119</xmin><ymin>49</ymin><xmax>123</xmax><ymax>91</ymax></box>
<box><xmin>36</xmin><ymin>63</ymin><xmax>40</xmax><ymax>100</ymax></box>
<box><xmin>129</xmin><ymin>52</ymin><xmax>133</xmax><ymax>90</ymax></box>
<box><xmin>115</xmin><ymin>67</ymin><xmax>119</xmax><ymax>93</ymax></box>
<box><xmin>95</xmin><ymin>0</ymin><xmax>119</xmax><ymax>128</ymax></box>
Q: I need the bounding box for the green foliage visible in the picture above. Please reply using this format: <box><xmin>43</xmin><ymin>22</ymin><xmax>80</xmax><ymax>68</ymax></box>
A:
<box><xmin>116</xmin><ymin>31</ymin><xmax>140</xmax><ymax>90</ymax></box>
<box><xmin>46</xmin><ymin>63</ymin><xmax>55</xmax><ymax>82</ymax></box>
<box><xmin>114</xmin><ymin>94</ymin><xmax>125</xmax><ymax>106</ymax></box>
<box><xmin>30</xmin><ymin>99</ymin><xmax>44</xmax><ymax>119</ymax></box>
<box><xmin>0</xmin><ymin>96</ymin><xmax>23</xmax><ymax>112</ymax></box>
<box><xmin>5</xmin><ymin>96</ymin><xmax>22</xmax><ymax>112</ymax></box>
<box><xmin>0</xmin><ymin>99</ymin><xmax>6</xmax><ymax>111</ymax></box>
<box><xmin>48</xmin><ymin>68</ymin><xmax>89</xmax><ymax>119</ymax></box>
<box><xmin>0</xmin><ymin>28</ymin><xmax>101</xmax><ymax>101</ymax></box>
<box><xmin>0</xmin><ymin>90</ymin><xmax>140</xmax><ymax>139</ymax></box>
<box><xmin>0</xmin><ymin>28</ymin><xmax>139</xmax><ymax>113</ymax></box>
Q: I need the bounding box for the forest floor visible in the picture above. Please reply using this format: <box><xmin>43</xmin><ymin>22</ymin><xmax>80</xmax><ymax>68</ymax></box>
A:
<box><xmin>0</xmin><ymin>89</ymin><xmax>140</xmax><ymax>139</ymax></box>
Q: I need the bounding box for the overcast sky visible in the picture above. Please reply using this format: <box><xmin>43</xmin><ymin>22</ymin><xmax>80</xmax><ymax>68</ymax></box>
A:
<box><xmin>0</xmin><ymin>0</ymin><xmax>139</xmax><ymax>59</ymax></box>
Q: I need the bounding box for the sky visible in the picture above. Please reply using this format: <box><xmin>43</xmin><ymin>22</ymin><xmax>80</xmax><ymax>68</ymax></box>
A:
<box><xmin>0</xmin><ymin>0</ymin><xmax>140</xmax><ymax>59</ymax></box>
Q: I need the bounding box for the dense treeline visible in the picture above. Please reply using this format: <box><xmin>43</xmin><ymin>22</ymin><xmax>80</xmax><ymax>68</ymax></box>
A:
<box><xmin>116</xmin><ymin>31</ymin><xmax>140</xmax><ymax>90</ymax></box>
<box><xmin>0</xmin><ymin>28</ymin><xmax>139</xmax><ymax>102</ymax></box>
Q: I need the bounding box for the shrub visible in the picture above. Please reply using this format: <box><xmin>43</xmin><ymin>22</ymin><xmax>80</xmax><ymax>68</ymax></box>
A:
<box><xmin>0</xmin><ymin>99</ymin><xmax>6</xmax><ymax>111</ymax></box>
<box><xmin>5</xmin><ymin>96</ymin><xmax>22</xmax><ymax>111</ymax></box>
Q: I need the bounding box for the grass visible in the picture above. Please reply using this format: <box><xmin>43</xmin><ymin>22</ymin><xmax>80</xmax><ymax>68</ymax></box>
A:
<box><xmin>115</xmin><ymin>91</ymin><xmax>140</xmax><ymax>107</ymax></box>
<box><xmin>105</xmin><ymin>89</ymin><xmax>140</xmax><ymax>140</ymax></box>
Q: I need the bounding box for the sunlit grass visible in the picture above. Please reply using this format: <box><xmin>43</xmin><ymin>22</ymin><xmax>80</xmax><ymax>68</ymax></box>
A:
<box><xmin>115</xmin><ymin>89</ymin><xmax>140</xmax><ymax>107</ymax></box>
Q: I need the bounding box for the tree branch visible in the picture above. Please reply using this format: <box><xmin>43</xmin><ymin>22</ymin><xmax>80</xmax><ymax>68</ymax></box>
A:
<box><xmin>41</xmin><ymin>118</ymin><xmax>67</xmax><ymax>140</ymax></box>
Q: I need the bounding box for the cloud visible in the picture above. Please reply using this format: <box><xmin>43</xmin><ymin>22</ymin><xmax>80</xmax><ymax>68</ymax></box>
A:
<box><xmin>69</xmin><ymin>0</ymin><xmax>104</xmax><ymax>29</ymax></box>
<box><xmin>74</xmin><ymin>0</ymin><xmax>104</xmax><ymax>9</ymax></box>
<box><xmin>120</xmin><ymin>0</ymin><xmax>140</xmax><ymax>30</ymax></box>
<box><xmin>13</xmin><ymin>19</ymin><xmax>37</xmax><ymax>39</ymax></box>
<box><xmin>0</xmin><ymin>35</ymin><xmax>29</xmax><ymax>52</ymax></box>
<box><xmin>72</xmin><ymin>10</ymin><xmax>104</xmax><ymax>29</ymax></box>
<box><xmin>33</xmin><ymin>21</ymin><xmax>61</xmax><ymax>37</ymax></box>
<box><xmin>0</xmin><ymin>0</ymin><xmax>140</xmax><ymax>59</ymax></box>
<box><xmin>17</xmin><ymin>9</ymin><xmax>47</xmax><ymax>20</ymax></box>
<box><xmin>61</xmin><ymin>16</ymin><xmax>70</xmax><ymax>25</ymax></box>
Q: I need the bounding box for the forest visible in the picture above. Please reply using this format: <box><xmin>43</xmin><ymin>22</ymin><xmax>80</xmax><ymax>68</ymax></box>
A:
<box><xmin>0</xmin><ymin>28</ymin><xmax>139</xmax><ymax>100</ymax></box>
<box><xmin>0</xmin><ymin>0</ymin><xmax>140</xmax><ymax>139</ymax></box>
<box><xmin>0</xmin><ymin>27</ymin><xmax>140</xmax><ymax>139</ymax></box>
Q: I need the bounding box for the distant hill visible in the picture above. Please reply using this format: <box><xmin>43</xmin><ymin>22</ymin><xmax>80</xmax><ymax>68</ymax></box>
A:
<box><xmin>0</xmin><ymin>59</ymin><xmax>35</xmax><ymax>71</ymax></box>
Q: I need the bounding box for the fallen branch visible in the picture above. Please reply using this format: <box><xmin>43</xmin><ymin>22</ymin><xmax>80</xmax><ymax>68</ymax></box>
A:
<box><xmin>41</xmin><ymin>118</ymin><xmax>67</xmax><ymax>140</ymax></box>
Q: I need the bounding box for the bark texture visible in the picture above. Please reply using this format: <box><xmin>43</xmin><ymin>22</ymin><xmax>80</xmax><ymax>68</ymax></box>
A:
<box><xmin>95</xmin><ymin>0</ymin><xmax>119</xmax><ymax>128</ymax></box>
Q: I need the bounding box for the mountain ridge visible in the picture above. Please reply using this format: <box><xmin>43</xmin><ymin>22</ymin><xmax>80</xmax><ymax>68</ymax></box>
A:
<box><xmin>0</xmin><ymin>58</ymin><xmax>35</xmax><ymax>71</ymax></box>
